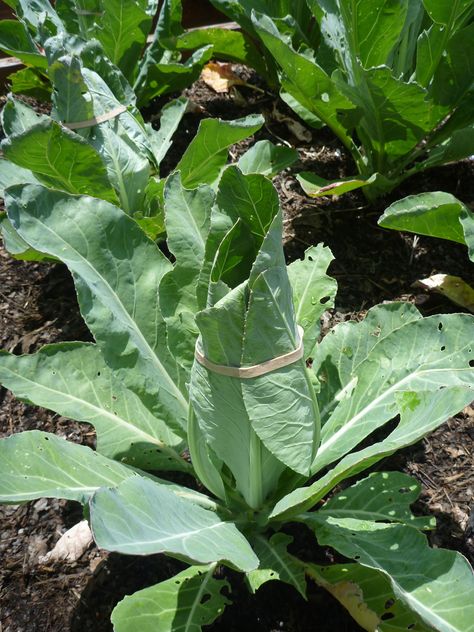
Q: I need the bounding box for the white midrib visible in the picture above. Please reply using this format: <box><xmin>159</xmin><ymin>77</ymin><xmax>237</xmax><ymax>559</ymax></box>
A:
<box><xmin>317</xmin><ymin>366</ymin><xmax>469</xmax><ymax>461</ymax></box>
<box><xmin>25</xmin><ymin>215</ymin><xmax>189</xmax><ymax>415</ymax></box>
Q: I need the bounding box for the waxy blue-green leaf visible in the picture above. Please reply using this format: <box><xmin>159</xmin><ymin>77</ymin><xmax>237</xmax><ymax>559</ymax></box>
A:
<box><xmin>247</xmin><ymin>533</ymin><xmax>307</xmax><ymax>598</ymax></box>
<box><xmin>12</xmin><ymin>0</ymin><xmax>63</xmax><ymax>33</ymax></box>
<box><xmin>238</xmin><ymin>140</ymin><xmax>298</xmax><ymax>178</ymax></box>
<box><xmin>176</xmin><ymin>115</ymin><xmax>264</xmax><ymax>189</ymax></box>
<box><xmin>307</xmin><ymin>562</ymin><xmax>432</xmax><ymax>631</ymax></box>
<box><xmin>287</xmin><ymin>244</ymin><xmax>337</xmax><ymax>356</ymax></box>
<box><xmin>379</xmin><ymin>191</ymin><xmax>474</xmax><ymax>262</ymax></box>
<box><xmin>0</xmin><ymin>430</ymin><xmax>137</xmax><ymax>504</ymax></box>
<box><xmin>191</xmin><ymin>210</ymin><xmax>320</xmax><ymax>507</ymax></box>
<box><xmin>0</xmin><ymin>20</ymin><xmax>48</xmax><ymax>68</ymax></box>
<box><xmin>112</xmin><ymin>565</ymin><xmax>231</xmax><ymax>632</ymax></box>
<box><xmin>161</xmin><ymin>173</ymin><xmax>214</xmax><ymax>371</ymax></box>
<box><xmin>48</xmin><ymin>55</ymin><xmax>95</xmax><ymax>130</ymax></box>
<box><xmin>0</xmin><ymin>343</ymin><xmax>187</xmax><ymax>472</ymax></box>
<box><xmin>271</xmin><ymin>387</ymin><xmax>474</xmax><ymax>520</ymax></box>
<box><xmin>312</xmin><ymin>313</ymin><xmax>474</xmax><ymax>475</ymax></box>
<box><xmin>2</xmin><ymin>120</ymin><xmax>118</xmax><ymax>203</ymax></box>
<box><xmin>309</xmin><ymin>516</ymin><xmax>474</xmax><ymax>632</ymax></box>
<box><xmin>90</xmin><ymin>476</ymin><xmax>259</xmax><ymax>571</ymax></box>
<box><xmin>318</xmin><ymin>471</ymin><xmax>434</xmax><ymax>530</ymax></box>
<box><xmin>1</xmin><ymin>95</ymin><xmax>48</xmax><ymax>138</ymax></box>
<box><xmin>0</xmin><ymin>158</ymin><xmax>39</xmax><ymax>197</ymax></box>
<box><xmin>5</xmin><ymin>184</ymin><xmax>189</xmax><ymax>436</ymax></box>
<box><xmin>314</xmin><ymin>302</ymin><xmax>422</xmax><ymax>424</ymax></box>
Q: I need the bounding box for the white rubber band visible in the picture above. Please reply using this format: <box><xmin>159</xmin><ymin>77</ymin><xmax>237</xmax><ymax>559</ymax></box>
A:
<box><xmin>63</xmin><ymin>105</ymin><xmax>127</xmax><ymax>130</ymax></box>
<box><xmin>195</xmin><ymin>326</ymin><xmax>305</xmax><ymax>378</ymax></box>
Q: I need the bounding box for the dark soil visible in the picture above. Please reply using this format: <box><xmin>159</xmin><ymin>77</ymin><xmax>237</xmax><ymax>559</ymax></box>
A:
<box><xmin>1</xmin><ymin>67</ymin><xmax>473</xmax><ymax>632</ymax></box>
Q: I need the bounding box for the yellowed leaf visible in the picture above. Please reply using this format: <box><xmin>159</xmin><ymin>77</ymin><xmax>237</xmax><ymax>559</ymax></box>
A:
<box><xmin>325</xmin><ymin>581</ymin><xmax>380</xmax><ymax>631</ymax></box>
<box><xmin>413</xmin><ymin>274</ymin><xmax>474</xmax><ymax>312</ymax></box>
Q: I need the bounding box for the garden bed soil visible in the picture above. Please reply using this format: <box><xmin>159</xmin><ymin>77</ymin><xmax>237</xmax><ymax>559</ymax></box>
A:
<box><xmin>1</xmin><ymin>68</ymin><xmax>474</xmax><ymax>631</ymax></box>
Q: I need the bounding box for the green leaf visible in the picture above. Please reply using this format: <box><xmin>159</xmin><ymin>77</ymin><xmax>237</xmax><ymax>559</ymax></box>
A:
<box><xmin>146</xmin><ymin>96</ymin><xmax>188</xmax><ymax>170</ymax></box>
<box><xmin>247</xmin><ymin>533</ymin><xmax>307</xmax><ymax>598</ymax></box>
<box><xmin>161</xmin><ymin>173</ymin><xmax>214</xmax><ymax>371</ymax></box>
<box><xmin>0</xmin><ymin>213</ymin><xmax>53</xmax><ymax>262</ymax></box>
<box><xmin>270</xmin><ymin>387</ymin><xmax>474</xmax><ymax>520</ymax></box>
<box><xmin>136</xmin><ymin>46</ymin><xmax>213</xmax><ymax>106</ymax></box>
<box><xmin>9</xmin><ymin>67</ymin><xmax>52</xmax><ymax>101</ymax></box>
<box><xmin>0</xmin><ymin>20</ymin><xmax>48</xmax><ymax>68</ymax></box>
<box><xmin>422</xmin><ymin>127</ymin><xmax>474</xmax><ymax>171</ymax></box>
<box><xmin>1</xmin><ymin>95</ymin><xmax>47</xmax><ymax>137</ymax></box>
<box><xmin>90</xmin><ymin>476</ymin><xmax>259</xmax><ymax>571</ymax></box>
<box><xmin>2</xmin><ymin>120</ymin><xmax>118</xmax><ymax>203</ymax></box>
<box><xmin>309</xmin><ymin>0</ymin><xmax>409</xmax><ymax>72</ymax></box>
<box><xmin>6</xmin><ymin>184</ymin><xmax>189</xmax><ymax>436</ymax></box>
<box><xmin>309</xmin><ymin>516</ymin><xmax>474</xmax><ymax>632</ymax></box>
<box><xmin>48</xmin><ymin>54</ymin><xmax>95</xmax><ymax>128</ymax></box>
<box><xmin>252</xmin><ymin>12</ymin><xmax>357</xmax><ymax>151</ymax></box>
<box><xmin>287</xmin><ymin>244</ymin><xmax>337</xmax><ymax>357</ymax></box>
<box><xmin>318</xmin><ymin>471</ymin><xmax>435</xmax><ymax>530</ymax></box>
<box><xmin>297</xmin><ymin>172</ymin><xmax>377</xmax><ymax>197</ymax></box>
<box><xmin>0</xmin><ymin>158</ymin><xmax>39</xmax><ymax>196</ymax></box>
<box><xmin>307</xmin><ymin>562</ymin><xmax>432</xmax><ymax>631</ymax></box>
<box><xmin>238</xmin><ymin>140</ymin><xmax>298</xmax><ymax>178</ymax></box>
<box><xmin>176</xmin><ymin>115</ymin><xmax>264</xmax><ymax>189</ymax></box>
<box><xmin>0</xmin><ymin>430</ymin><xmax>137</xmax><ymax>504</ymax></box>
<box><xmin>423</xmin><ymin>0</ymin><xmax>474</xmax><ymax>26</ymax></box>
<box><xmin>379</xmin><ymin>192</ymin><xmax>474</xmax><ymax>262</ymax></box>
<box><xmin>13</xmin><ymin>0</ymin><xmax>63</xmax><ymax>33</ymax></box>
<box><xmin>177</xmin><ymin>26</ymin><xmax>267</xmax><ymax>78</ymax></box>
<box><xmin>312</xmin><ymin>312</ymin><xmax>474</xmax><ymax>475</ymax></box>
<box><xmin>111</xmin><ymin>565</ymin><xmax>231</xmax><ymax>632</ymax></box>
<box><xmin>0</xmin><ymin>343</ymin><xmax>187</xmax><ymax>472</ymax></box>
<box><xmin>430</xmin><ymin>22</ymin><xmax>474</xmax><ymax>104</ymax></box>
<box><xmin>314</xmin><ymin>302</ymin><xmax>422</xmax><ymax>424</ymax></box>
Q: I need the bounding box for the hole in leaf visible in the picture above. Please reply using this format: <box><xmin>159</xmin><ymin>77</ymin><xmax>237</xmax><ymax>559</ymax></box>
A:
<box><xmin>384</xmin><ymin>598</ymin><xmax>395</xmax><ymax>609</ymax></box>
<box><xmin>399</xmin><ymin>487</ymin><xmax>410</xmax><ymax>494</ymax></box>
<box><xmin>438</xmin><ymin>322</ymin><xmax>443</xmax><ymax>331</ymax></box>
<box><xmin>440</xmin><ymin>346</ymin><xmax>445</xmax><ymax>351</ymax></box>
<box><xmin>201</xmin><ymin>594</ymin><xmax>211</xmax><ymax>604</ymax></box>
<box><xmin>320</xmin><ymin>296</ymin><xmax>331</xmax><ymax>304</ymax></box>
<box><xmin>470</xmin><ymin>360</ymin><xmax>474</xmax><ymax>367</ymax></box>
<box><xmin>381</xmin><ymin>613</ymin><xmax>395</xmax><ymax>621</ymax></box>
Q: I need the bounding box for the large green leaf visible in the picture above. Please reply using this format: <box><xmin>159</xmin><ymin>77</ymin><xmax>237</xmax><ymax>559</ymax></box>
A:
<box><xmin>287</xmin><ymin>244</ymin><xmax>337</xmax><ymax>357</ymax></box>
<box><xmin>252</xmin><ymin>12</ymin><xmax>357</xmax><ymax>152</ymax></box>
<box><xmin>312</xmin><ymin>312</ymin><xmax>474</xmax><ymax>475</ymax></box>
<box><xmin>0</xmin><ymin>20</ymin><xmax>48</xmax><ymax>67</ymax></box>
<box><xmin>111</xmin><ymin>565</ymin><xmax>231</xmax><ymax>632</ymax></box>
<box><xmin>190</xmin><ymin>210</ymin><xmax>320</xmax><ymax>508</ymax></box>
<box><xmin>314</xmin><ymin>302</ymin><xmax>422</xmax><ymax>424</ymax></box>
<box><xmin>5</xmin><ymin>184</ymin><xmax>189</xmax><ymax>435</ymax></box>
<box><xmin>423</xmin><ymin>0</ymin><xmax>474</xmax><ymax>26</ymax></box>
<box><xmin>0</xmin><ymin>430</ymin><xmax>137</xmax><ymax>504</ymax></box>
<box><xmin>175</xmin><ymin>115</ymin><xmax>264</xmax><ymax>189</ymax></box>
<box><xmin>379</xmin><ymin>191</ymin><xmax>474</xmax><ymax>262</ymax></box>
<box><xmin>270</xmin><ymin>386</ymin><xmax>474</xmax><ymax>520</ymax></box>
<box><xmin>1</xmin><ymin>95</ymin><xmax>48</xmax><ymax>138</ymax></box>
<box><xmin>0</xmin><ymin>158</ymin><xmax>39</xmax><ymax>197</ymax></box>
<box><xmin>90</xmin><ymin>476</ymin><xmax>259</xmax><ymax>571</ymax></box>
<box><xmin>247</xmin><ymin>533</ymin><xmax>307</xmax><ymax>598</ymax></box>
<box><xmin>308</xmin><ymin>516</ymin><xmax>474</xmax><ymax>632</ymax></box>
<box><xmin>307</xmin><ymin>562</ymin><xmax>432</xmax><ymax>631</ymax></box>
<box><xmin>318</xmin><ymin>471</ymin><xmax>434</xmax><ymax>530</ymax></box>
<box><xmin>2</xmin><ymin>120</ymin><xmax>118</xmax><ymax>203</ymax></box>
<box><xmin>309</xmin><ymin>0</ymin><xmax>409</xmax><ymax>74</ymax></box>
<box><xmin>0</xmin><ymin>343</ymin><xmax>187</xmax><ymax>472</ymax></box>
<box><xmin>160</xmin><ymin>173</ymin><xmax>214</xmax><ymax>370</ymax></box>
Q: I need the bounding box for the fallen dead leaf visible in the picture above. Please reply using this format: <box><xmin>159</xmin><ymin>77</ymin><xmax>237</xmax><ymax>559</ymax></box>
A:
<box><xmin>201</xmin><ymin>62</ymin><xmax>263</xmax><ymax>95</ymax></box>
<box><xmin>413</xmin><ymin>274</ymin><xmax>474</xmax><ymax>312</ymax></box>
<box><xmin>38</xmin><ymin>520</ymin><xmax>93</xmax><ymax>565</ymax></box>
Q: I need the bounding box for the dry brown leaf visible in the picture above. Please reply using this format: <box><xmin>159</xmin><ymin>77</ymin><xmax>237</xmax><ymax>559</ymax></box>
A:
<box><xmin>201</xmin><ymin>62</ymin><xmax>247</xmax><ymax>93</ymax></box>
<box><xmin>413</xmin><ymin>274</ymin><xmax>474</xmax><ymax>312</ymax></box>
<box><xmin>38</xmin><ymin>520</ymin><xmax>93</xmax><ymax>564</ymax></box>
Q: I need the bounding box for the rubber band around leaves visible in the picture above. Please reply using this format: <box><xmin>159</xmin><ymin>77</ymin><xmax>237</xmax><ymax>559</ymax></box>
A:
<box><xmin>63</xmin><ymin>105</ymin><xmax>127</xmax><ymax>130</ymax></box>
<box><xmin>195</xmin><ymin>325</ymin><xmax>305</xmax><ymax>378</ymax></box>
